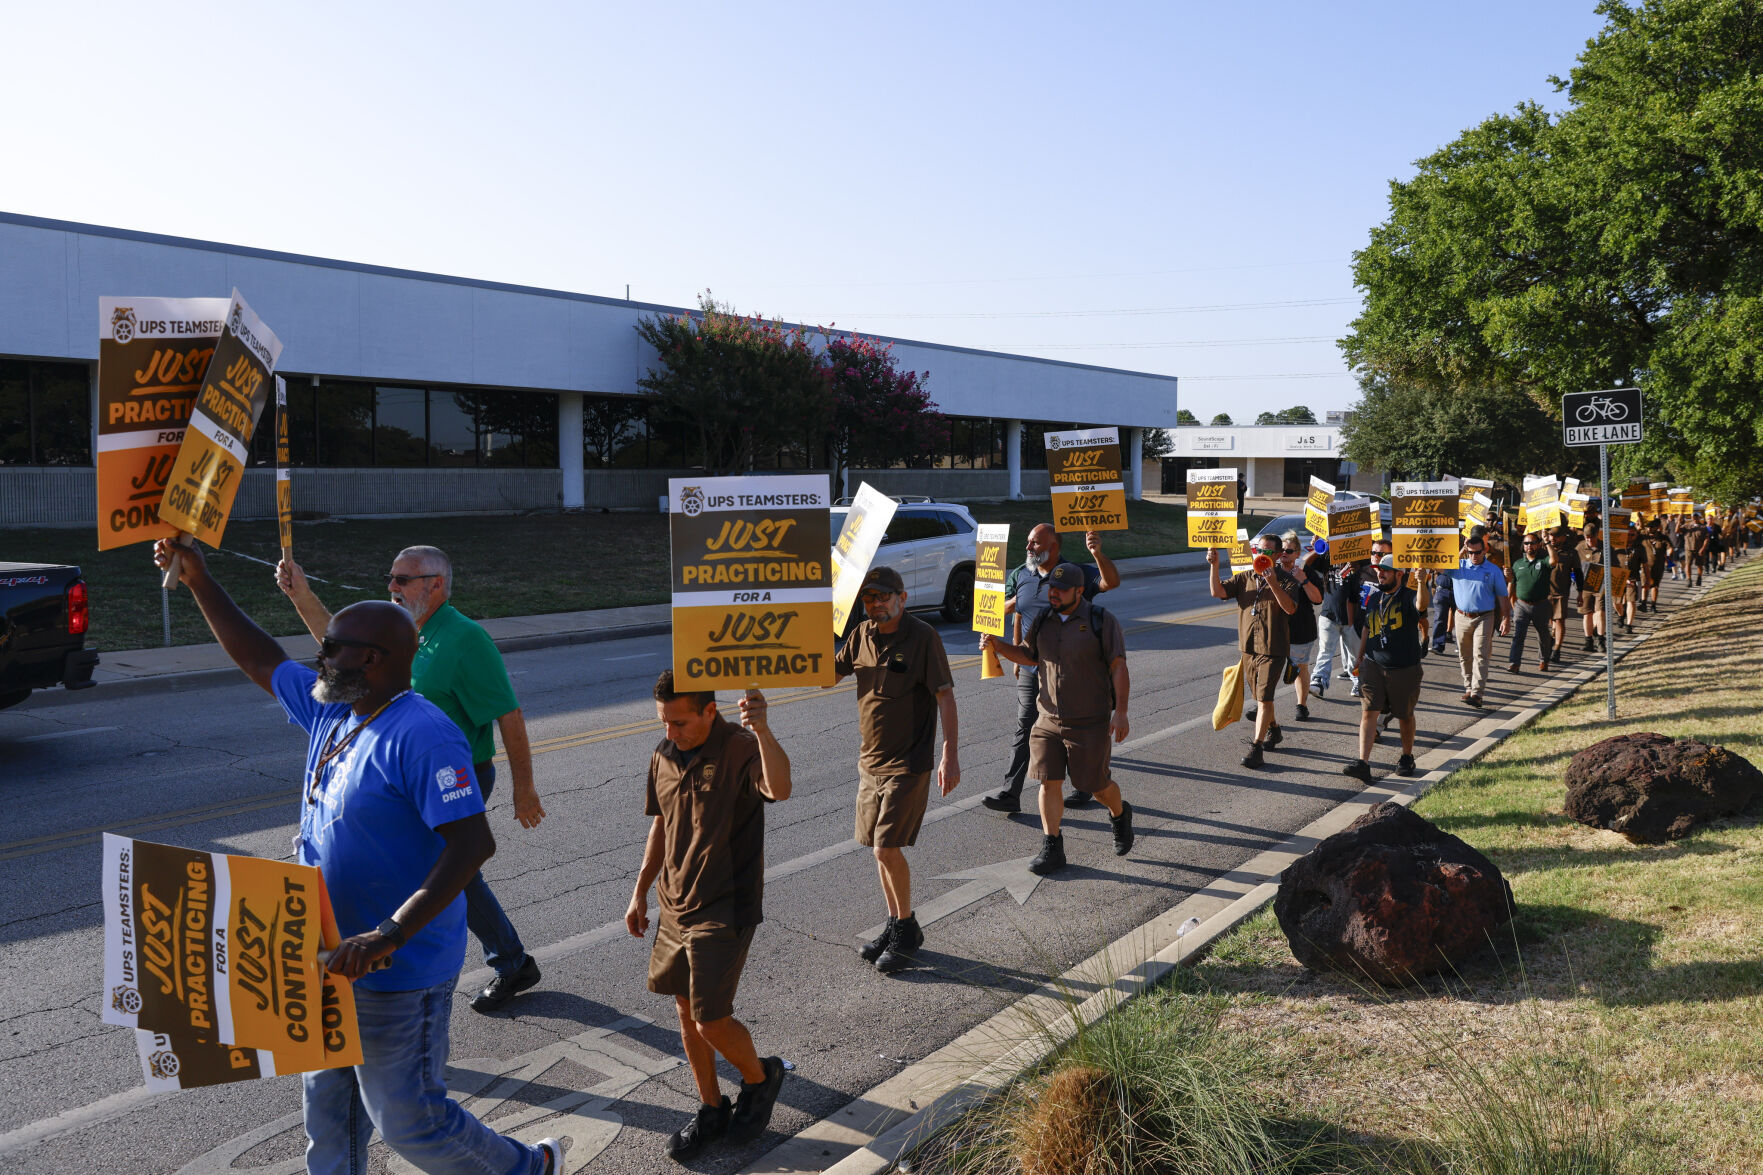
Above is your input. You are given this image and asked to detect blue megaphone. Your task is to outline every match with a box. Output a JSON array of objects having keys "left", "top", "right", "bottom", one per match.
[{"left": 1312, "top": 538, "right": 1329, "bottom": 555}]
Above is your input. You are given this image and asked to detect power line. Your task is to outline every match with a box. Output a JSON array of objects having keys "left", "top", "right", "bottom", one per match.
[
  {"left": 977, "top": 335, "right": 1334, "bottom": 350},
  {"left": 734, "top": 257, "right": 1349, "bottom": 291},
  {"left": 1179, "top": 372, "right": 1357, "bottom": 381},
  {"left": 807, "top": 297, "right": 1357, "bottom": 321}
]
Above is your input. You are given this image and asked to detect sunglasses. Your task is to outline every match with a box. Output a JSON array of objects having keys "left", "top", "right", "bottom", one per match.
[
  {"left": 319, "top": 636, "right": 388, "bottom": 660},
  {"left": 385, "top": 573, "right": 440, "bottom": 587}
]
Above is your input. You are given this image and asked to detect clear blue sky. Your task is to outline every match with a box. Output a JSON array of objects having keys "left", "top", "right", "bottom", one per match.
[{"left": 1, "top": 1, "right": 1609, "bottom": 423}]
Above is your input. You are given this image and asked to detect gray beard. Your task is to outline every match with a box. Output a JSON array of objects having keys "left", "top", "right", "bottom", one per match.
[{"left": 310, "top": 665, "right": 370, "bottom": 705}]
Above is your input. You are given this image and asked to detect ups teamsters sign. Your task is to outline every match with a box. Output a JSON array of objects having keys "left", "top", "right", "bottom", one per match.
[
  {"left": 1045, "top": 426, "right": 1128, "bottom": 531},
  {"left": 1391, "top": 481, "right": 1462, "bottom": 569},
  {"left": 95, "top": 296, "right": 230, "bottom": 551},
  {"left": 669, "top": 475, "right": 836, "bottom": 689},
  {"left": 971, "top": 524, "right": 1010, "bottom": 637},
  {"left": 1185, "top": 468, "right": 1238, "bottom": 548},
  {"left": 101, "top": 834, "right": 362, "bottom": 1091}
]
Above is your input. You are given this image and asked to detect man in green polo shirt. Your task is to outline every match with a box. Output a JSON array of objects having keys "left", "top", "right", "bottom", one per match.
[
  {"left": 277, "top": 545, "right": 547, "bottom": 1014},
  {"left": 1505, "top": 533, "right": 1554, "bottom": 672}
]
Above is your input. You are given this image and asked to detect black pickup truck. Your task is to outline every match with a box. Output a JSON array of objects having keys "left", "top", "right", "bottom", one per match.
[{"left": 0, "top": 562, "right": 98, "bottom": 710}]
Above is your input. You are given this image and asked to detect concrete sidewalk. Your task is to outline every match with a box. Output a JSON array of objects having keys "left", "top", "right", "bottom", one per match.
[{"left": 54, "top": 550, "right": 1212, "bottom": 701}]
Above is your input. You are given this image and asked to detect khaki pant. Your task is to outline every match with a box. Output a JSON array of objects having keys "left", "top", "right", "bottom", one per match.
[{"left": 1453, "top": 609, "right": 1497, "bottom": 697}]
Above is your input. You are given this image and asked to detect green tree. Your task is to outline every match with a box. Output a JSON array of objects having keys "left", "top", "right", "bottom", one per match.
[
  {"left": 822, "top": 334, "right": 947, "bottom": 491},
  {"left": 1277, "top": 405, "right": 1317, "bottom": 424},
  {"left": 1342, "top": 0, "right": 1763, "bottom": 498},
  {"left": 1209, "top": 413, "right": 1234, "bottom": 426},
  {"left": 1254, "top": 411, "right": 1278, "bottom": 425},
  {"left": 636, "top": 293, "right": 828, "bottom": 474},
  {"left": 1175, "top": 408, "right": 1200, "bottom": 424},
  {"left": 1142, "top": 427, "right": 1174, "bottom": 458},
  {"left": 1341, "top": 376, "right": 1595, "bottom": 483},
  {"left": 582, "top": 396, "right": 645, "bottom": 468}
]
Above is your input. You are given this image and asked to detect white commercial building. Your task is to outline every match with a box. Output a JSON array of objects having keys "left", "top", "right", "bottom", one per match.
[{"left": 1160, "top": 420, "right": 1378, "bottom": 497}]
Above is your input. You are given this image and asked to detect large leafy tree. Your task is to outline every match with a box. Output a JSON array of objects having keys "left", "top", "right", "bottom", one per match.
[
  {"left": 1342, "top": 377, "right": 1596, "bottom": 483},
  {"left": 1341, "top": 0, "right": 1763, "bottom": 499},
  {"left": 637, "top": 294, "right": 828, "bottom": 474},
  {"left": 1175, "top": 408, "right": 1200, "bottom": 424},
  {"left": 823, "top": 334, "right": 946, "bottom": 491}
]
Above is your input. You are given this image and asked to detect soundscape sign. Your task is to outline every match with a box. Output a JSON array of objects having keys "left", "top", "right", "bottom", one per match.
[
  {"left": 1185, "top": 468, "right": 1238, "bottom": 548},
  {"left": 101, "top": 834, "right": 361, "bottom": 1091},
  {"left": 95, "top": 296, "right": 230, "bottom": 551},
  {"left": 669, "top": 475, "right": 835, "bottom": 688},
  {"left": 971, "top": 524, "right": 1010, "bottom": 637},
  {"left": 1045, "top": 426, "right": 1128, "bottom": 531},
  {"left": 1391, "top": 481, "right": 1461, "bottom": 569}
]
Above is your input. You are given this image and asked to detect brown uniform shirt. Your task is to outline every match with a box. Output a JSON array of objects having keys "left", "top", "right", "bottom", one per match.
[
  {"left": 1576, "top": 538, "right": 1603, "bottom": 569},
  {"left": 645, "top": 714, "right": 767, "bottom": 928},
  {"left": 1548, "top": 546, "right": 1580, "bottom": 598},
  {"left": 834, "top": 612, "right": 953, "bottom": 775},
  {"left": 1025, "top": 597, "right": 1126, "bottom": 728},
  {"left": 1221, "top": 567, "right": 1300, "bottom": 659}
]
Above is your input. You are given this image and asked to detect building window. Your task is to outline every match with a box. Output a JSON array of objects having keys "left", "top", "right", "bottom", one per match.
[
  {"left": 374, "top": 386, "right": 428, "bottom": 467},
  {"left": 0, "top": 359, "right": 92, "bottom": 465},
  {"left": 1282, "top": 457, "right": 1351, "bottom": 498},
  {"left": 429, "top": 390, "right": 479, "bottom": 467},
  {"left": 1161, "top": 456, "right": 1220, "bottom": 495}
]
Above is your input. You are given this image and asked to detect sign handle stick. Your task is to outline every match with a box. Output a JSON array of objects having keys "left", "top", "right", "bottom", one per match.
[
  {"left": 161, "top": 531, "right": 195, "bottom": 592},
  {"left": 161, "top": 585, "right": 171, "bottom": 648},
  {"left": 1601, "top": 443, "right": 1615, "bottom": 721}
]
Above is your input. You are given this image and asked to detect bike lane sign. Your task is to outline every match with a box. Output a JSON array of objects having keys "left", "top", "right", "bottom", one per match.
[{"left": 1563, "top": 387, "right": 1643, "bottom": 446}]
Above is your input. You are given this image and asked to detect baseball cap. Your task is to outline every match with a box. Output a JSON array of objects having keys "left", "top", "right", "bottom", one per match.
[
  {"left": 1048, "top": 562, "right": 1088, "bottom": 590},
  {"left": 1376, "top": 555, "right": 1397, "bottom": 569},
  {"left": 860, "top": 566, "right": 905, "bottom": 593}
]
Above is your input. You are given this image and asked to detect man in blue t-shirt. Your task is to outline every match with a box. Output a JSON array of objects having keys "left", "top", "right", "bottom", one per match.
[
  {"left": 153, "top": 540, "right": 560, "bottom": 1175},
  {"left": 981, "top": 523, "right": 1119, "bottom": 814},
  {"left": 1434, "top": 534, "right": 1512, "bottom": 708}
]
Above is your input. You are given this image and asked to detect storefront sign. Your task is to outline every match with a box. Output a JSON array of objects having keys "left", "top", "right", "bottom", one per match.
[
  {"left": 1186, "top": 434, "right": 1233, "bottom": 451},
  {"left": 95, "top": 297, "right": 229, "bottom": 551},
  {"left": 1391, "top": 481, "right": 1461, "bottom": 569},
  {"left": 668, "top": 475, "right": 835, "bottom": 689},
  {"left": 1283, "top": 432, "right": 1335, "bottom": 451},
  {"left": 1185, "top": 468, "right": 1238, "bottom": 548},
  {"left": 829, "top": 482, "right": 897, "bottom": 636},
  {"left": 1046, "top": 426, "right": 1127, "bottom": 531}
]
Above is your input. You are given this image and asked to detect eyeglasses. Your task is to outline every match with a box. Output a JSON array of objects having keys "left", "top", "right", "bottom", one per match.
[
  {"left": 1281, "top": 546, "right": 1300, "bottom": 554},
  {"left": 385, "top": 573, "right": 439, "bottom": 587},
  {"left": 860, "top": 590, "right": 898, "bottom": 602},
  {"left": 319, "top": 636, "right": 388, "bottom": 660}
]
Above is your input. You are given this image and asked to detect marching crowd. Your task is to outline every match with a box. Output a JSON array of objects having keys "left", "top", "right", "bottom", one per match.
[{"left": 147, "top": 497, "right": 1749, "bottom": 1172}]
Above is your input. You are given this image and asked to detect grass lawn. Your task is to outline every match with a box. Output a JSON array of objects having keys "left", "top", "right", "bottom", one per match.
[
  {"left": 1163, "top": 556, "right": 1763, "bottom": 1173},
  {"left": 9, "top": 498, "right": 1268, "bottom": 651}
]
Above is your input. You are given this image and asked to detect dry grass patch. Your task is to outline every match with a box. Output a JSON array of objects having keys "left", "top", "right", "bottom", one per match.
[{"left": 1178, "top": 559, "right": 1763, "bottom": 1173}]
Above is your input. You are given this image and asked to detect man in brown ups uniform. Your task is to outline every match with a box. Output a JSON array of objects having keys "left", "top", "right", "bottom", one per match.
[
  {"left": 626, "top": 672, "right": 792, "bottom": 1163},
  {"left": 832, "top": 566, "right": 960, "bottom": 975},
  {"left": 984, "top": 562, "right": 1134, "bottom": 876}
]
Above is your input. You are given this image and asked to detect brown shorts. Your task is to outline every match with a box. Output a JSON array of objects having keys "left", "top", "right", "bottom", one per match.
[
  {"left": 1548, "top": 596, "right": 1569, "bottom": 622},
  {"left": 1029, "top": 720, "right": 1114, "bottom": 793},
  {"left": 1245, "top": 654, "right": 1285, "bottom": 704},
  {"left": 647, "top": 916, "right": 755, "bottom": 1023},
  {"left": 856, "top": 769, "right": 932, "bottom": 848},
  {"left": 1359, "top": 659, "right": 1422, "bottom": 720}
]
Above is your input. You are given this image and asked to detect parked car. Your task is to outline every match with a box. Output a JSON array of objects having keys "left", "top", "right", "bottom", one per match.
[
  {"left": 829, "top": 498, "right": 978, "bottom": 629},
  {"left": 0, "top": 562, "right": 98, "bottom": 711}
]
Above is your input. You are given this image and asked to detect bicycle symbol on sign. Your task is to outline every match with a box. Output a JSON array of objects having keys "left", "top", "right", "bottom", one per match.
[{"left": 1575, "top": 395, "right": 1630, "bottom": 423}]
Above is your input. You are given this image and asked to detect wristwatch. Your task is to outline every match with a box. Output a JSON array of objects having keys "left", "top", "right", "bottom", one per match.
[{"left": 376, "top": 917, "right": 407, "bottom": 948}]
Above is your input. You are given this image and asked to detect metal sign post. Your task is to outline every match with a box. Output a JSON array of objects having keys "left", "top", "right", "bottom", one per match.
[{"left": 1563, "top": 388, "right": 1642, "bottom": 722}]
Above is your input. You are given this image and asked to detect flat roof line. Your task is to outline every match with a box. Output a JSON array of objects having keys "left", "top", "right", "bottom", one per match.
[{"left": 1, "top": 211, "right": 1179, "bottom": 386}]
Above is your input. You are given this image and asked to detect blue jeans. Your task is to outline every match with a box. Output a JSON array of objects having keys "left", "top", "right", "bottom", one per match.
[
  {"left": 467, "top": 761, "right": 529, "bottom": 978},
  {"left": 1313, "top": 614, "right": 1356, "bottom": 684},
  {"left": 1430, "top": 591, "right": 1454, "bottom": 651},
  {"left": 303, "top": 973, "right": 544, "bottom": 1175},
  {"left": 1002, "top": 670, "right": 1040, "bottom": 797}
]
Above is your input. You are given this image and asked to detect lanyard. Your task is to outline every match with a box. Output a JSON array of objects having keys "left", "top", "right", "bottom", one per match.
[{"left": 306, "top": 690, "right": 410, "bottom": 804}]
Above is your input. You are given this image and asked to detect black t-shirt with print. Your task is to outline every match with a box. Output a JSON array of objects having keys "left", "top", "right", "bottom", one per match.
[{"left": 1362, "top": 585, "right": 1423, "bottom": 669}]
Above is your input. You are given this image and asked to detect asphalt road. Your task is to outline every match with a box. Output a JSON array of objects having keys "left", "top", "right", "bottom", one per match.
[{"left": 0, "top": 568, "right": 1658, "bottom": 1174}]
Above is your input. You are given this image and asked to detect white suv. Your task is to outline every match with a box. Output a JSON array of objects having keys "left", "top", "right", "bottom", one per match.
[{"left": 830, "top": 497, "right": 979, "bottom": 627}]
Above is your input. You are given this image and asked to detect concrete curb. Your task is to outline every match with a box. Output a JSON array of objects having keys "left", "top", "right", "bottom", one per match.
[{"left": 742, "top": 573, "right": 1719, "bottom": 1175}]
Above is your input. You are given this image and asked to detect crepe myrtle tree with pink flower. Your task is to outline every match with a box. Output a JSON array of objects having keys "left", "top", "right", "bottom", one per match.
[{"left": 822, "top": 332, "right": 947, "bottom": 495}]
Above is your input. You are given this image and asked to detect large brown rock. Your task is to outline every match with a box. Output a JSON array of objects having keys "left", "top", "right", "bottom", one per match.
[
  {"left": 1274, "top": 802, "right": 1513, "bottom": 985},
  {"left": 1563, "top": 731, "right": 1763, "bottom": 843}
]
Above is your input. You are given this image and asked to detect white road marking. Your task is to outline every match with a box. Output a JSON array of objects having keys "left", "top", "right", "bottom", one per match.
[
  {"left": 15, "top": 726, "right": 119, "bottom": 743},
  {"left": 602, "top": 652, "right": 659, "bottom": 661},
  {"left": 860, "top": 856, "right": 1044, "bottom": 941}
]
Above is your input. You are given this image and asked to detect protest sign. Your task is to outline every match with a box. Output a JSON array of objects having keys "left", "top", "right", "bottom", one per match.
[
  {"left": 1391, "top": 481, "right": 1461, "bottom": 569},
  {"left": 1668, "top": 487, "right": 1694, "bottom": 516},
  {"left": 1045, "top": 427, "right": 1127, "bottom": 531},
  {"left": 1522, "top": 474, "right": 1560, "bottom": 534},
  {"left": 274, "top": 376, "right": 293, "bottom": 556},
  {"left": 829, "top": 483, "right": 897, "bottom": 636},
  {"left": 1582, "top": 563, "right": 1604, "bottom": 595},
  {"left": 1229, "top": 527, "right": 1253, "bottom": 573},
  {"left": 1185, "top": 468, "right": 1238, "bottom": 547},
  {"left": 669, "top": 475, "right": 834, "bottom": 689},
  {"left": 1650, "top": 482, "right": 1668, "bottom": 517},
  {"left": 1621, "top": 481, "right": 1651, "bottom": 513},
  {"left": 158, "top": 291, "right": 283, "bottom": 549},
  {"left": 971, "top": 524, "right": 1010, "bottom": 639},
  {"left": 1608, "top": 508, "right": 1632, "bottom": 549},
  {"left": 1564, "top": 492, "right": 1589, "bottom": 531},
  {"left": 1458, "top": 476, "right": 1493, "bottom": 527},
  {"left": 1327, "top": 500, "right": 1375, "bottom": 563},
  {"left": 1608, "top": 564, "right": 1630, "bottom": 597},
  {"left": 95, "top": 297, "right": 229, "bottom": 551},
  {"left": 1463, "top": 491, "right": 1492, "bottom": 533},
  {"left": 102, "top": 835, "right": 361, "bottom": 1087},
  {"left": 1304, "top": 475, "right": 1334, "bottom": 538}
]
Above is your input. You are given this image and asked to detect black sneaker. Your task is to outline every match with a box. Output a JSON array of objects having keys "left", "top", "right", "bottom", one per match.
[
  {"left": 1264, "top": 725, "right": 1284, "bottom": 749},
  {"left": 470, "top": 954, "right": 541, "bottom": 1014},
  {"left": 1295, "top": 703, "right": 1311, "bottom": 721},
  {"left": 1397, "top": 754, "right": 1417, "bottom": 777},
  {"left": 859, "top": 917, "right": 896, "bottom": 964},
  {"left": 1110, "top": 802, "right": 1134, "bottom": 856},
  {"left": 1244, "top": 704, "right": 1258, "bottom": 722},
  {"left": 875, "top": 914, "right": 921, "bottom": 974},
  {"left": 728, "top": 1056, "right": 787, "bottom": 1145},
  {"left": 1028, "top": 834, "right": 1067, "bottom": 875},
  {"left": 667, "top": 1096, "right": 731, "bottom": 1161},
  {"left": 1241, "top": 742, "right": 1265, "bottom": 769},
  {"left": 1341, "top": 759, "right": 1373, "bottom": 783},
  {"left": 1065, "top": 788, "right": 1094, "bottom": 807},
  {"left": 1583, "top": 636, "right": 1596, "bottom": 652},
  {"left": 980, "top": 789, "right": 1021, "bottom": 814}
]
